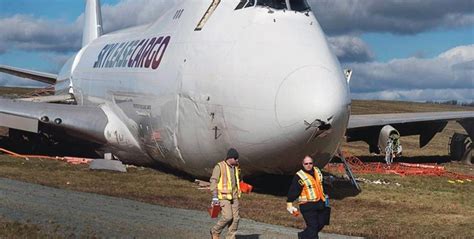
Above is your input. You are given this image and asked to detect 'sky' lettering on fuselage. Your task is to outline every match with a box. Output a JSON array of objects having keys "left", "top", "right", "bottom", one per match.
[{"left": 93, "top": 36, "right": 171, "bottom": 70}]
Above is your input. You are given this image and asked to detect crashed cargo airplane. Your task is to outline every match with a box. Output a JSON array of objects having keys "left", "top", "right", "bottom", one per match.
[{"left": 0, "top": 0, "right": 473, "bottom": 177}]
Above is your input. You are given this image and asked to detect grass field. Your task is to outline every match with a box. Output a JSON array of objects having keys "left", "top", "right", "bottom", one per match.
[
  {"left": 0, "top": 216, "right": 58, "bottom": 238},
  {"left": 351, "top": 100, "right": 473, "bottom": 114},
  {"left": 0, "top": 87, "right": 473, "bottom": 238}
]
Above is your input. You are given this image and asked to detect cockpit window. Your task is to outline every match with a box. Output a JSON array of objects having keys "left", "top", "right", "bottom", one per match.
[
  {"left": 235, "top": 0, "right": 256, "bottom": 10},
  {"left": 235, "top": 0, "right": 310, "bottom": 12},
  {"left": 255, "top": 0, "right": 310, "bottom": 11},
  {"left": 289, "top": 0, "right": 310, "bottom": 11},
  {"left": 256, "top": 0, "right": 287, "bottom": 10}
]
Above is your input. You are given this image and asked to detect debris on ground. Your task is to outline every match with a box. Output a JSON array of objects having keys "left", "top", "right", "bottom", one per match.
[
  {"left": 447, "top": 179, "right": 472, "bottom": 184},
  {"left": 194, "top": 179, "right": 210, "bottom": 190},
  {"left": 356, "top": 177, "right": 401, "bottom": 186},
  {"left": 89, "top": 159, "right": 127, "bottom": 173}
]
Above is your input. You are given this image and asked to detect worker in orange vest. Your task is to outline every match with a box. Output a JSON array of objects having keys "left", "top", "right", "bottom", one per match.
[
  {"left": 286, "top": 156, "right": 330, "bottom": 239},
  {"left": 210, "top": 148, "right": 241, "bottom": 239}
]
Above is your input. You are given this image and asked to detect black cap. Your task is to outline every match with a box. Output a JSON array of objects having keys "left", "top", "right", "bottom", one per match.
[{"left": 226, "top": 148, "right": 239, "bottom": 159}]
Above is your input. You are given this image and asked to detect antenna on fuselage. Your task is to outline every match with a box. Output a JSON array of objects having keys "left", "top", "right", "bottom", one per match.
[
  {"left": 82, "top": 0, "right": 103, "bottom": 47},
  {"left": 344, "top": 69, "right": 353, "bottom": 84}
]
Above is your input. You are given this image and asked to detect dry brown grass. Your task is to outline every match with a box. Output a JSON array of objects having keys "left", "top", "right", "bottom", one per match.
[
  {"left": 0, "top": 155, "right": 473, "bottom": 238},
  {"left": 329, "top": 173, "right": 474, "bottom": 238},
  {"left": 0, "top": 87, "right": 37, "bottom": 98},
  {"left": 0, "top": 216, "right": 57, "bottom": 238},
  {"left": 351, "top": 100, "right": 474, "bottom": 115}
]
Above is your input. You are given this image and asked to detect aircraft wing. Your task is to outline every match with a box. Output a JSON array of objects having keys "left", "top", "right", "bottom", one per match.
[
  {"left": 347, "top": 111, "right": 474, "bottom": 148},
  {"left": 0, "top": 65, "right": 57, "bottom": 85},
  {"left": 0, "top": 98, "right": 108, "bottom": 144}
]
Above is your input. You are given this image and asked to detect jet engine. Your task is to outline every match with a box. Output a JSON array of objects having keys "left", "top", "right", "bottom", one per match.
[
  {"left": 378, "top": 125, "right": 402, "bottom": 164},
  {"left": 449, "top": 133, "right": 472, "bottom": 164}
]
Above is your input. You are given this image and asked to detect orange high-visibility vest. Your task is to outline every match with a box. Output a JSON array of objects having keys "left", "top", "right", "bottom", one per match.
[
  {"left": 217, "top": 161, "right": 241, "bottom": 200},
  {"left": 296, "top": 167, "right": 326, "bottom": 204}
]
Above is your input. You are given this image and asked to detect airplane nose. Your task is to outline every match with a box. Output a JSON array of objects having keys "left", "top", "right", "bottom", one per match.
[{"left": 275, "top": 65, "right": 348, "bottom": 131}]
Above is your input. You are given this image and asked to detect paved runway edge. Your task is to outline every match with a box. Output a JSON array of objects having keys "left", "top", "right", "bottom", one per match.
[{"left": 0, "top": 178, "right": 362, "bottom": 238}]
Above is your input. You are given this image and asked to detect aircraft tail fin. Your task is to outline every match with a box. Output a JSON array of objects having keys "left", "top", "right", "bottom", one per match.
[{"left": 82, "top": 0, "right": 103, "bottom": 47}]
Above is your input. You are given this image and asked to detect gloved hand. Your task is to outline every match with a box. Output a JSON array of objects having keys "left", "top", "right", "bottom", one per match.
[
  {"left": 212, "top": 197, "right": 219, "bottom": 205},
  {"left": 286, "top": 202, "right": 298, "bottom": 215}
]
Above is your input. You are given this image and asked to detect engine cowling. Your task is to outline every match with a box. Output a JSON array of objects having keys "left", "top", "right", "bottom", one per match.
[
  {"left": 449, "top": 133, "right": 472, "bottom": 164},
  {"left": 378, "top": 125, "right": 402, "bottom": 164}
]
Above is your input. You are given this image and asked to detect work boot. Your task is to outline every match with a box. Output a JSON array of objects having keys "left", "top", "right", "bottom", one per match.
[{"left": 210, "top": 230, "right": 219, "bottom": 239}]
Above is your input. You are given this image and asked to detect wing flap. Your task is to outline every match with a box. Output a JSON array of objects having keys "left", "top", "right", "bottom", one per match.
[
  {"left": 0, "top": 99, "right": 108, "bottom": 144},
  {"left": 0, "top": 113, "right": 38, "bottom": 133},
  {"left": 0, "top": 65, "right": 57, "bottom": 85}
]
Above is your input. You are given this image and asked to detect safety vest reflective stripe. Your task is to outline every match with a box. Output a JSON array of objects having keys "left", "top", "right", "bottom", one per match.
[
  {"left": 297, "top": 167, "right": 326, "bottom": 203},
  {"left": 217, "top": 161, "right": 241, "bottom": 200}
]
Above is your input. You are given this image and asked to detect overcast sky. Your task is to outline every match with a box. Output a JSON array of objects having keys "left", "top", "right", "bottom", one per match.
[{"left": 0, "top": 0, "right": 472, "bottom": 102}]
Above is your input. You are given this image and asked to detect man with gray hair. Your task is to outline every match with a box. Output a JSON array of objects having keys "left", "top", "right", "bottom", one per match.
[{"left": 286, "top": 155, "right": 330, "bottom": 239}]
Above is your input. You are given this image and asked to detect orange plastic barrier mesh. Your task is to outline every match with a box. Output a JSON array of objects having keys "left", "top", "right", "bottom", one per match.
[
  {"left": 325, "top": 152, "right": 474, "bottom": 180},
  {"left": 0, "top": 147, "right": 92, "bottom": 165}
]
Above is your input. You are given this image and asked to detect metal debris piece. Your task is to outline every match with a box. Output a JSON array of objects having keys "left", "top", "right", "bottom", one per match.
[{"left": 90, "top": 159, "right": 127, "bottom": 173}]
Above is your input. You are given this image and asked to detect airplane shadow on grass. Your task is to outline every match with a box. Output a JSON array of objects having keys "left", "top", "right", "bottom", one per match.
[
  {"left": 247, "top": 155, "right": 456, "bottom": 199},
  {"left": 246, "top": 172, "right": 361, "bottom": 199}
]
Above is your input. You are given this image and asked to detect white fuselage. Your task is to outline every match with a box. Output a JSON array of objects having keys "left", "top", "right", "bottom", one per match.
[{"left": 56, "top": 1, "right": 351, "bottom": 177}]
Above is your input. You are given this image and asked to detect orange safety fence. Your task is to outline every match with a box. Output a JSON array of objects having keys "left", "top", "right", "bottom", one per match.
[
  {"left": 325, "top": 151, "right": 474, "bottom": 180},
  {"left": 0, "top": 147, "right": 93, "bottom": 165}
]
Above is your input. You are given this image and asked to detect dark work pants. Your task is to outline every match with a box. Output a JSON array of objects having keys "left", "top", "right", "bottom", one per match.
[{"left": 299, "top": 203, "right": 326, "bottom": 239}]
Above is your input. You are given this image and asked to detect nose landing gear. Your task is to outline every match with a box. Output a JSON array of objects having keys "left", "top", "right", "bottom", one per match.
[{"left": 336, "top": 149, "right": 361, "bottom": 192}]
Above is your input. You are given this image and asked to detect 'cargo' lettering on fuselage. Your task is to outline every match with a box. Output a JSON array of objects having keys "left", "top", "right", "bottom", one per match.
[{"left": 93, "top": 36, "right": 171, "bottom": 70}]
